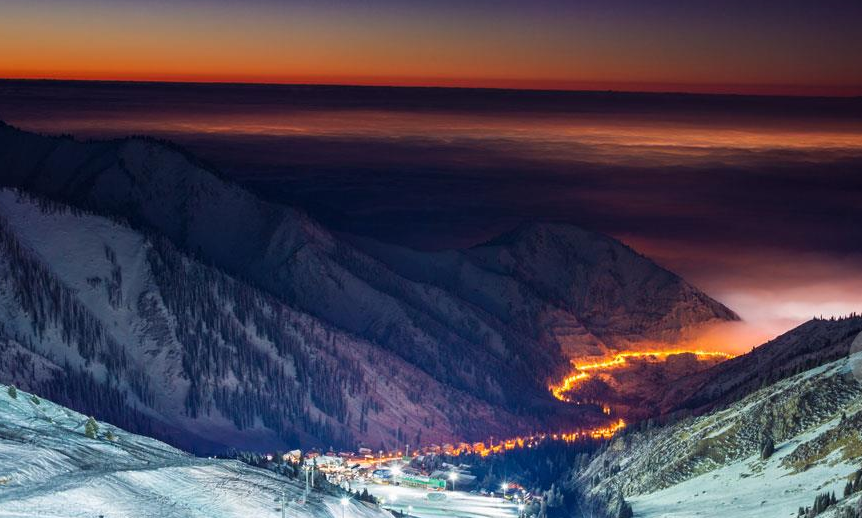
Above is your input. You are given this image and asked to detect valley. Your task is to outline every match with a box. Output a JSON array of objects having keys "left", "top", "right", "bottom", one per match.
[{"left": 0, "top": 116, "right": 859, "bottom": 518}]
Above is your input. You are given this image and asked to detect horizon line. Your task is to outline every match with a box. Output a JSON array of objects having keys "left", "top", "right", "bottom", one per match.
[{"left": 2, "top": 75, "right": 861, "bottom": 100}]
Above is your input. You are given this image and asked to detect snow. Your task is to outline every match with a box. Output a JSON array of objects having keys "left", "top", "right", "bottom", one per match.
[
  {"left": 630, "top": 434, "right": 855, "bottom": 518},
  {"left": 584, "top": 351, "right": 862, "bottom": 518},
  {"left": 353, "top": 481, "right": 520, "bottom": 518},
  {"left": 0, "top": 188, "right": 514, "bottom": 453},
  {"left": 0, "top": 384, "right": 388, "bottom": 518}
]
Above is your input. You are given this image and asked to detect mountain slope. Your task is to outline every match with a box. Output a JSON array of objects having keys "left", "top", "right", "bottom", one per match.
[
  {"left": 0, "top": 189, "right": 527, "bottom": 453},
  {"left": 574, "top": 318, "right": 862, "bottom": 518},
  {"left": 0, "top": 383, "right": 388, "bottom": 518},
  {"left": 662, "top": 316, "right": 862, "bottom": 414},
  {"left": 0, "top": 122, "right": 740, "bottom": 452},
  {"left": 0, "top": 122, "right": 737, "bottom": 389},
  {"left": 0, "top": 123, "right": 555, "bottom": 408},
  {"left": 350, "top": 225, "right": 738, "bottom": 360}
]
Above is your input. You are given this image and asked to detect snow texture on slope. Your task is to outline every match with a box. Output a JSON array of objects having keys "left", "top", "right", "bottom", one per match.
[{"left": 0, "top": 383, "right": 388, "bottom": 518}]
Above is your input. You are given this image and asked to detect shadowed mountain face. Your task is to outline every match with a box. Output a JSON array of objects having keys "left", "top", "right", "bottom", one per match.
[{"left": 0, "top": 122, "right": 738, "bottom": 451}]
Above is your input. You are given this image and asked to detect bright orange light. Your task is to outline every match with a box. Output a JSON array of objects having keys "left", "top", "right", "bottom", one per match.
[
  {"left": 549, "top": 349, "right": 734, "bottom": 402},
  {"left": 550, "top": 371, "right": 591, "bottom": 401}
]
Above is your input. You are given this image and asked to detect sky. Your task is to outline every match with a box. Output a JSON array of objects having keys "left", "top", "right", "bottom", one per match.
[
  {"left": 1, "top": 0, "right": 862, "bottom": 95},
  {"left": 1, "top": 81, "right": 860, "bottom": 351}
]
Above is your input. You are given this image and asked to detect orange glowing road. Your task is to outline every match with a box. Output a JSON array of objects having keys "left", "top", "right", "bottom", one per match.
[
  {"left": 352, "top": 418, "right": 627, "bottom": 467},
  {"left": 550, "top": 349, "right": 734, "bottom": 402}
]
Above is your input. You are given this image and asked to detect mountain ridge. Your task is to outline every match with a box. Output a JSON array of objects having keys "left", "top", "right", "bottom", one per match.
[
  {"left": 573, "top": 317, "right": 862, "bottom": 518},
  {"left": 0, "top": 122, "right": 739, "bottom": 451},
  {"left": 663, "top": 315, "right": 862, "bottom": 414}
]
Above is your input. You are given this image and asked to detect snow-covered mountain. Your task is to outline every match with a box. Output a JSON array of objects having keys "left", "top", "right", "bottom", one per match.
[
  {"left": 574, "top": 317, "right": 862, "bottom": 518},
  {"left": 350, "top": 225, "right": 737, "bottom": 360},
  {"left": 0, "top": 189, "right": 534, "bottom": 453},
  {"left": 0, "top": 383, "right": 388, "bottom": 518},
  {"left": 0, "top": 122, "right": 737, "bottom": 451}
]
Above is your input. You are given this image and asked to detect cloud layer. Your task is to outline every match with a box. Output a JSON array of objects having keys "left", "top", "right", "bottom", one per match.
[{"left": 2, "top": 81, "right": 860, "bottom": 347}]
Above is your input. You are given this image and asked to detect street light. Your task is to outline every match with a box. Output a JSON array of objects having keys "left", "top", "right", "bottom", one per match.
[
  {"left": 518, "top": 503, "right": 525, "bottom": 518},
  {"left": 391, "top": 465, "right": 402, "bottom": 486},
  {"left": 340, "top": 497, "right": 349, "bottom": 518},
  {"left": 448, "top": 471, "right": 458, "bottom": 492}
]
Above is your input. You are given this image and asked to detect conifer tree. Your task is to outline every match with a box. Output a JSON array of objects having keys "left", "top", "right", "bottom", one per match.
[
  {"left": 85, "top": 416, "right": 99, "bottom": 439},
  {"left": 760, "top": 436, "right": 775, "bottom": 460}
]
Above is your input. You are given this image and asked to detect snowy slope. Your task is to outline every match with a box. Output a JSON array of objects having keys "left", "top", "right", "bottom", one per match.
[
  {"left": 0, "top": 383, "right": 388, "bottom": 518},
  {"left": 0, "top": 189, "right": 527, "bottom": 453},
  {"left": 576, "top": 322, "right": 862, "bottom": 517}
]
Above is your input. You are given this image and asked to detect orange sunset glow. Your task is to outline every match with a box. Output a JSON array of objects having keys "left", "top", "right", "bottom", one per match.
[{"left": 2, "top": 0, "right": 861, "bottom": 96}]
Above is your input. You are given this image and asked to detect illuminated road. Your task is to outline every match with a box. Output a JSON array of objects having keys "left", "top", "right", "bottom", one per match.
[
  {"left": 353, "top": 481, "right": 520, "bottom": 518},
  {"left": 550, "top": 349, "right": 734, "bottom": 402}
]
